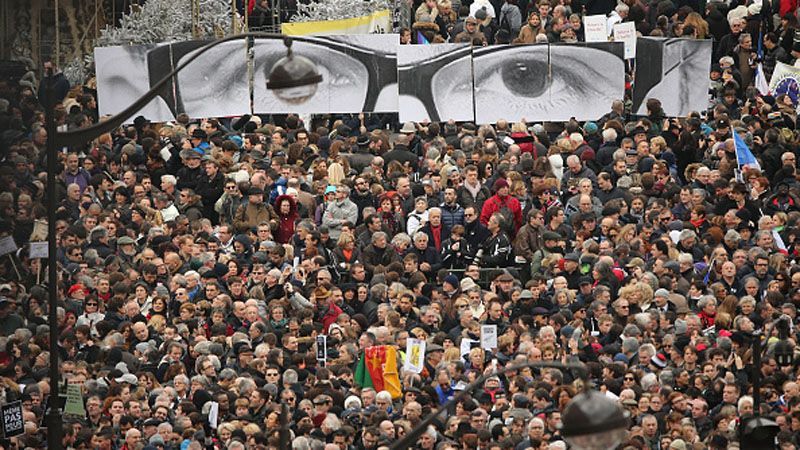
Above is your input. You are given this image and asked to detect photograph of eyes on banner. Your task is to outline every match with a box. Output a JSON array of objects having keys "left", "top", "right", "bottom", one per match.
[
  {"left": 95, "top": 37, "right": 710, "bottom": 123},
  {"left": 95, "top": 35, "right": 400, "bottom": 122}
]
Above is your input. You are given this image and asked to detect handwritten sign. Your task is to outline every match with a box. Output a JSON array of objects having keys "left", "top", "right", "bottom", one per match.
[
  {"left": 64, "top": 384, "right": 86, "bottom": 417},
  {"left": 613, "top": 22, "right": 637, "bottom": 59},
  {"left": 583, "top": 15, "right": 608, "bottom": 42},
  {"left": 0, "top": 236, "right": 17, "bottom": 257},
  {"left": 29, "top": 242, "right": 48, "bottom": 259},
  {"left": 1, "top": 401, "right": 24, "bottom": 437},
  {"left": 404, "top": 338, "right": 425, "bottom": 374}
]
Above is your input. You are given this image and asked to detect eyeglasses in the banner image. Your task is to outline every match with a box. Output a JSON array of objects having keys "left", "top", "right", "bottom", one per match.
[{"left": 145, "top": 35, "right": 398, "bottom": 116}]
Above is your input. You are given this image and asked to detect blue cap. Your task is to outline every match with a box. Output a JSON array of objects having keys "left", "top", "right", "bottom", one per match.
[{"left": 325, "top": 185, "right": 336, "bottom": 194}]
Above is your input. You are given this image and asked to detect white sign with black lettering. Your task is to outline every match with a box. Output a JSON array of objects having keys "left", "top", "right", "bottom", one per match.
[{"left": 481, "top": 324, "right": 498, "bottom": 350}]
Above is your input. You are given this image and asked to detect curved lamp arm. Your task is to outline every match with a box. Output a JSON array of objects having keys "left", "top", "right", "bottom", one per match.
[
  {"left": 53, "top": 32, "right": 293, "bottom": 149},
  {"left": 390, "top": 360, "right": 589, "bottom": 450}
]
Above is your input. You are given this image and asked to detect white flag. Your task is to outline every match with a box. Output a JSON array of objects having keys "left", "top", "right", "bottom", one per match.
[{"left": 755, "top": 63, "right": 770, "bottom": 96}]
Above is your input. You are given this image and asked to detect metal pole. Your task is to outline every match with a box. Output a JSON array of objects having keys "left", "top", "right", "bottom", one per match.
[
  {"left": 232, "top": 0, "right": 236, "bottom": 34},
  {"left": 54, "top": 0, "right": 60, "bottom": 67},
  {"left": 44, "top": 68, "right": 63, "bottom": 450},
  {"left": 752, "top": 332, "right": 762, "bottom": 412}
]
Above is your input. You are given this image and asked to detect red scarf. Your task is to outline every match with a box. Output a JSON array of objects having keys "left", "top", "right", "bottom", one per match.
[{"left": 431, "top": 225, "right": 442, "bottom": 251}]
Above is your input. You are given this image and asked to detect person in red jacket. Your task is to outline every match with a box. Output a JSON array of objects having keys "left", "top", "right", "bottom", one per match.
[
  {"left": 480, "top": 178, "right": 523, "bottom": 233},
  {"left": 314, "top": 286, "right": 342, "bottom": 334},
  {"left": 274, "top": 194, "right": 299, "bottom": 244}
]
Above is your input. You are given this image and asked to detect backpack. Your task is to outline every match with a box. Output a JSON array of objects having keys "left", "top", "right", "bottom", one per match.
[
  {"left": 495, "top": 10, "right": 513, "bottom": 43},
  {"left": 495, "top": 197, "right": 516, "bottom": 236}
]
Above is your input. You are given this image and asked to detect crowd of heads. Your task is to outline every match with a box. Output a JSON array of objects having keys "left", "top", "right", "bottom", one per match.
[{"left": 3, "top": 0, "right": 800, "bottom": 449}]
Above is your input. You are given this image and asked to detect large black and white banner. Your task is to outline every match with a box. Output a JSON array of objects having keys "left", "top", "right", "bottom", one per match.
[
  {"left": 633, "top": 37, "right": 713, "bottom": 117},
  {"left": 473, "top": 42, "right": 625, "bottom": 123},
  {"left": 252, "top": 34, "right": 398, "bottom": 114},
  {"left": 97, "top": 37, "right": 710, "bottom": 122},
  {"left": 398, "top": 43, "right": 474, "bottom": 123},
  {"left": 95, "top": 44, "right": 175, "bottom": 122},
  {"left": 96, "top": 35, "right": 399, "bottom": 121}
]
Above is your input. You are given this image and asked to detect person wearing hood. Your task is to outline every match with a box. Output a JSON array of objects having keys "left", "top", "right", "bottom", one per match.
[
  {"left": 274, "top": 194, "right": 300, "bottom": 244},
  {"left": 413, "top": 13, "right": 448, "bottom": 43},
  {"left": 454, "top": 16, "right": 488, "bottom": 45}
]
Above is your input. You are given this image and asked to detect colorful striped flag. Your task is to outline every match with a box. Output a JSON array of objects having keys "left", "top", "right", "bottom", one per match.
[{"left": 355, "top": 345, "right": 402, "bottom": 399}]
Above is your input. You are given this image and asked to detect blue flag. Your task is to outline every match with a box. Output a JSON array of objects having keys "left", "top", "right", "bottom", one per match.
[
  {"left": 733, "top": 131, "right": 761, "bottom": 172},
  {"left": 417, "top": 31, "right": 429, "bottom": 44}
]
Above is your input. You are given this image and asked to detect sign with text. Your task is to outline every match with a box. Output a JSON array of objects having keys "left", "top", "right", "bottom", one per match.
[
  {"left": 64, "top": 384, "right": 86, "bottom": 417},
  {"left": 316, "top": 335, "right": 327, "bottom": 362},
  {"left": 404, "top": 338, "right": 425, "bottom": 374},
  {"left": 0, "top": 236, "right": 17, "bottom": 257},
  {"left": 1, "top": 401, "right": 24, "bottom": 437},
  {"left": 29, "top": 242, "right": 48, "bottom": 259},
  {"left": 584, "top": 15, "right": 608, "bottom": 42},
  {"left": 613, "top": 21, "right": 637, "bottom": 59},
  {"left": 481, "top": 324, "right": 498, "bottom": 350}
]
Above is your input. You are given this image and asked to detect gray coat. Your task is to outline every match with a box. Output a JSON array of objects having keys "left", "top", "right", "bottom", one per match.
[{"left": 322, "top": 198, "right": 359, "bottom": 239}]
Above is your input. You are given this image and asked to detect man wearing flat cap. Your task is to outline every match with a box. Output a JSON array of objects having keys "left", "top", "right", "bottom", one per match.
[{"left": 233, "top": 187, "right": 278, "bottom": 233}]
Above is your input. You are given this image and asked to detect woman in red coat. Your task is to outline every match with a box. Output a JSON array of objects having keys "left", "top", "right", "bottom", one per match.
[{"left": 274, "top": 194, "right": 299, "bottom": 244}]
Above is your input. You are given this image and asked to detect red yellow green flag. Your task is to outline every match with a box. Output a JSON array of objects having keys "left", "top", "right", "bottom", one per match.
[{"left": 354, "top": 345, "right": 402, "bottom": 399}]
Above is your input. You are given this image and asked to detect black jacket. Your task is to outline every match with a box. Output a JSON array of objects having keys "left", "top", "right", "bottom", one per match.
[{"left": 479, "top": 231, "right": 512, "bottom": 267}]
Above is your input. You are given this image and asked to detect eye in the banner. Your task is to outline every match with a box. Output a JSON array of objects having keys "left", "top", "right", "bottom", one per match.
[
  {"left": 176, "top": 40, "right": 251, "bottom": 117},
  {"left": 429, "top": 50, "right": 475, "bottom": 122},
  {"left": 251, "top": 39, "right": 369, "bottom": 113},
  {"left": 500, "top": 59, "right": 550, "bottom": 98},
  {"left": 471, "top": 44, "right": 624, "bottom": 122}
]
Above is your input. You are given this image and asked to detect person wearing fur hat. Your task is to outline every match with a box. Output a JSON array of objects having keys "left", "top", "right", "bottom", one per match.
[{"left": 412, "top": 12, "right": 448, "bottom": 43}]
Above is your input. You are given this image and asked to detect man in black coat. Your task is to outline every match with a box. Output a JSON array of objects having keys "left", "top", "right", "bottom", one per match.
[
  {"left": 195, "top": 158, "right": 225, "bottom": 224},
  {"left": 384, "top": 133, "right": 419, "bottom": 171}
]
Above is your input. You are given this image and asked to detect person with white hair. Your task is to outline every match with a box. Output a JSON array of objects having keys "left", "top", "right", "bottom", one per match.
[{"left": 607, "top": 3, "right": 629, "bottom": 36}]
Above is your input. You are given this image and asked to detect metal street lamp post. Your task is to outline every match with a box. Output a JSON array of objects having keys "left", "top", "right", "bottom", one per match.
[{"left": 42, "top": 33, "right": 322, "bottom": 450}]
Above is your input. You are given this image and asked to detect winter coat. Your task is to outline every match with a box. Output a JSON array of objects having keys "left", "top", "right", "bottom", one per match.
[
  {"left": 233, "top": 201, "right": 278, "bottom": 233},
  {"left": 441, "top": 237, "right": 474, "bottom": 269},
  {"left": 412, "top": 20, "right": 448, "bottom": 43},
  {"left": 195, "top": 171, "right": 225, "bottom": 222},
  {"left": 274, "top": 194, "right": 300, "bottom": 244},
  {"left": 322, "top": 198, "right": 358, "bottom": 240},
  {"left": 176, "top": 165, "right": 203, "bottom": 192},
  {"left": 480, "top": 194, "right": 523, "bottom": 232},
  {"left": 362, "top": 244, "right": 400, "bottom": 275},
  {"left": 440, "top": 202, "right": 465, "bottom": 229},
  {"left": 457, "top": 182, "right": 491, "bottom": 211},
  {"left": 478, "top": 231, "right": 512, "bottom": 267},
  {"left": 512, "top": 224, "right": 543, "bottom": 262}
]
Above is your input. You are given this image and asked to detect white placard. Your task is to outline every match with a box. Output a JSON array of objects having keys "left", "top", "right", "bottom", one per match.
[
  {"left": 208, "top": 402, "right": 219, "bottom": 429},
  {"left": 481, "top": 324, "right": 498, "bottom": 350},
  {"left": 404, "top": 338, "right": 425, "bottom": 374},
  {"left": 29, "top": 241, "right": 48, "bottom": 259},
  {"left": 584, "top": 15, "right": 608, "bottom": 42},
  {"left": 0, "top": 236, "right": 17, "bottom": 256},
  {"left": 613, "top": 22, "right": 637, "bottom": 59}
]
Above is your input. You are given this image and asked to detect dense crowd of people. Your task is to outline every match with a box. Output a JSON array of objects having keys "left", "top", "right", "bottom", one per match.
[{"left": 3, "top": 0, "right": 800, "bottom": 449}]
